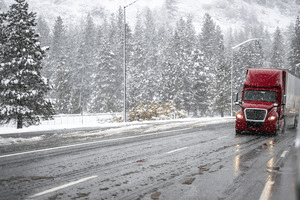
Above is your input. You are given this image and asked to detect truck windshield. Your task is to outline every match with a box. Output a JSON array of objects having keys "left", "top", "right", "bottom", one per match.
[{"left": 243, "top": 90, "right": 276, "bottom": 102}]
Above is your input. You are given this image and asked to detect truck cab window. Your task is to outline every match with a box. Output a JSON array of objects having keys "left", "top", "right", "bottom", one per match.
[{"left": 243, "top": 90, "right": 276, "bottom": 102}]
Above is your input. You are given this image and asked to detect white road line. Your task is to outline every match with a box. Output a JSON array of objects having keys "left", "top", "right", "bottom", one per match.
[
  {"left": 0, "top": 127, "right": 193, "bottom": 159},
  {"left": 280, "top": 150, "right": 289, "bottom": 158},
  {"left": 0, "top": 141, "right": 98, "bottom": 159},
  {"left": 259, "top": 175, "right": 275, "bottom": 200},
  {"left": 167, "top": 147, "right": 188, "bottom": 154},
  {"left": 28, "top": 175, "right": 97, "bottom": 199},
  {"left": 259, "top": 150, "right": 289, "bottom": 200}
]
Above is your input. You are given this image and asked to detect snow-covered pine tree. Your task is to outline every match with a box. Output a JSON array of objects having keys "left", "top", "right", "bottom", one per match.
[
  {"left": 212, "top": 26, "right": 230, "bottom": 117},
  {"left": 90, "top": 17, "right": 120, "bottom": 113},
  {"left": 114, "top": 7, "right": 125, "bottom": 111},
  {"left": 164, "top": 0, "right": 178, "bottom": 21},
  {"left": 36, "top": 16, "right": 52, "bottom": 82},
  {"left": 128, "top": 11, "right": 145, "bottom": 107},
  {"left": 50, "top": 16, "right": 72, "bottom": 114},
  {"left": 159, "top": 26, "right": 178, "bottom": 105},
  {"left": 271, "top": 27, "right": 285, "bottom": 69},
  {"left": 143, "top": 8, "right": 159, "bottom": 103},
  {"left": 63, "top": 25, "right": 80, "bottom": 114},
  {"left": 199, "top": 13, "right": 216, "bottom": 63},
  {"left": 127, "top": 8, "right": 160, "bottom": 108},
  {"left": 214, "top": 61, "right": 231, "bottom": 117},
  {"left": 199, "top": 13, "right": 216, "bottom": 115},
  {"left": 36, "top": 16, "right": 51, "bottom": 47},
  {"left": 175, "top": 16, "right": 200, "bottom": 114},
  {"left": 81, "top": 14, "right": 96, "bottom": 113},
  {"left": 181, "top": 16, "right": 198, "bottom": 114},
  {"left": 90, "top": 21, "right": 106, "bottom": 113},
  {"left": 289, "top": 16, "right": 300, "bottom": 77},
  {"left": 172, "top": 18, "right": 187, "bottom": 110},
  {"left": 51, "top": 17, "right": 65, "bottom": 63},
  {"left": 189, "top": 49, "right": 207, "bottom": 116},
  {"left": 155, "top": 23, "right": 173, "bottom": 105},
  {"left": 103, "top": 9, "right": 124, "bottom": 112},
  {"left": 199, "top": 13, "right": 227, "bottom": 116},
  {"left": 0, "top": 0, "right": 54, "bottom": 129},
  {"left": 160, "top": 17, "right": 198, "bottom": 113}
]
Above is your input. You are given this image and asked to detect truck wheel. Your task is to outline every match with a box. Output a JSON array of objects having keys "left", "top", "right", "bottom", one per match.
[
  {"left": 236, "top": 130, "right": 242, "bottom": 135},
  {"left": 273, "top": 121, "right": 280, "bottom": 136}
]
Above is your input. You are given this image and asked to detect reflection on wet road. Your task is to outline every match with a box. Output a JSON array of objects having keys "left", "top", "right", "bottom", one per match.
[
  {"left": 0, "top": 122, "right": 297, "bottom": 200},
  {"left": 229, "top": 132, "right": 296, "bottom": 200}
]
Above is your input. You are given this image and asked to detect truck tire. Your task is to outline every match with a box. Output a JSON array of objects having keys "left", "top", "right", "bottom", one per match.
[
  {"left": 273, "top": 120, "right": 280, "bottom": 136},
  {"left": 236, "top": 130, "right": 242, "bottom": 135}
]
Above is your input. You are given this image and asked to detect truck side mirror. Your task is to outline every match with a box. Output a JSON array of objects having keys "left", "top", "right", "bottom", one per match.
[
  {"left": 234, "top": 93, "right": 241, "bottom": 105},
  {"left": 283, "top": 95, "right": 286, "bottom": 105},
  {"left": 235, "top": 93, "right": 239, "bottom": 102}
]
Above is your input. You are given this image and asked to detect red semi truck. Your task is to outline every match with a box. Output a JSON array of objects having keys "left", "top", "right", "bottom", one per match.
[{"left": 235, "top": 68, "right": 300, "bottom": 134}]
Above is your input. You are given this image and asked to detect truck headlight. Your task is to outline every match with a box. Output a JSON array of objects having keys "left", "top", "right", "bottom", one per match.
[
  {"left": 236, "top": 112, "right": 243, "bottom": 119},
  {"left": 268, "top": 116, "right": 276, "bottom": 121}
]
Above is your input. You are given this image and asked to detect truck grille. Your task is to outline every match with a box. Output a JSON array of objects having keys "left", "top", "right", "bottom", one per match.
[
  {"left": 245, "top": 109, "right": 267, "bottom": 122},
  {"left": 246, "top": 121, "right": 264, "bottom": 128}
]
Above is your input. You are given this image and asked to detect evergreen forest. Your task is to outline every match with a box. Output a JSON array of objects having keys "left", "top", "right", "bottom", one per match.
[{"left": 1, "top": 0, "right": 300, "bottom": 128}]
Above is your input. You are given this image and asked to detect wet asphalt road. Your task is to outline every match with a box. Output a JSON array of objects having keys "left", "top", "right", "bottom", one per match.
[{"left": 0, "top": 121, "right": 298, "bottom": 200}]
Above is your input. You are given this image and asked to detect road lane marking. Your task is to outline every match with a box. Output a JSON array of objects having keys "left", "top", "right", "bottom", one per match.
[
  {"left": 0, "top": 127, "right": 195, "bottom": 159},
  {"left": 259, "top": 175, "right": 275, "bottom": 200},
  {"left": 280, "top": 150, "right": 289, "bottom": 158},
  {"left": 0, "top": 142, "right": 99, "bottom": 159},
  {"left": 29, "top": 175, "right": 97, "bottom": 199},
  {"left": 167, "top": 147, "right": 188, "bottom": 154}
]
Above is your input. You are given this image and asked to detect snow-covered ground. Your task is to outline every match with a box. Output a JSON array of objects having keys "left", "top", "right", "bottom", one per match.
[
  {"left": 0, "top": 114, "right": 235, "bottom": 135},
  {"left": 0, "top": 115, "right": 235, "bottom": 146}
]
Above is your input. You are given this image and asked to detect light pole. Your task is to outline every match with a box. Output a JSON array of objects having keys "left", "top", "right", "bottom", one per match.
[
  {"left": 123, "top": 0, "right": 139, "bottom": 122},
  {"left": 230, "top": 38, "right": 263, "bottom": 117}
]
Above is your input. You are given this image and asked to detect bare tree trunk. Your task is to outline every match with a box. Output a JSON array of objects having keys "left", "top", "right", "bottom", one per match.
[{"left": 17, "top": 114, "right": 23, "bottom": 129}]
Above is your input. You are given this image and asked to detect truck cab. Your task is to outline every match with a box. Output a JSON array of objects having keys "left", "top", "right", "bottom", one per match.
[{"left": 235, "top": 68, "right": 296, "bottom": 135}]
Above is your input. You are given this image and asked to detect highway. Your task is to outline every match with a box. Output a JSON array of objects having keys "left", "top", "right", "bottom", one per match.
[{"left": 0, "top": 120, "right": 298, "bottom": 200}]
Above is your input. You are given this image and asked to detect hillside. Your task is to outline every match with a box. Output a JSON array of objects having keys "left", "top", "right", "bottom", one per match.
[{"left": 2, "top": 0, "right": 300, "bottom": 34}]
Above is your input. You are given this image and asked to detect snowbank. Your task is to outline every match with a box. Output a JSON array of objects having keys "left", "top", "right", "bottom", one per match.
[{"left": 0, "top": 114, "right": 235, "bottom": 135}]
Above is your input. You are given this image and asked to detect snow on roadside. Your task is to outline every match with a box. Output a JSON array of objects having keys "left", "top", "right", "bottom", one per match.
[
  {"left": 0, "top": 116, "right": 235, "bottom": 146},
  {"left": 0, "top": 116, "right": 234, "bottom": 135},
  {"left": 0, "top": 135, "right": 45, "bottom": 146}
]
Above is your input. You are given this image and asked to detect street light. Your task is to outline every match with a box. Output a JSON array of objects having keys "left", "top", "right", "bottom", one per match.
[
  {"left": 123, "top": 0, "right": 139, "bottom": 122},
  {"left": 230, "top": 38, "right": 263, "bottom": 117}
]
